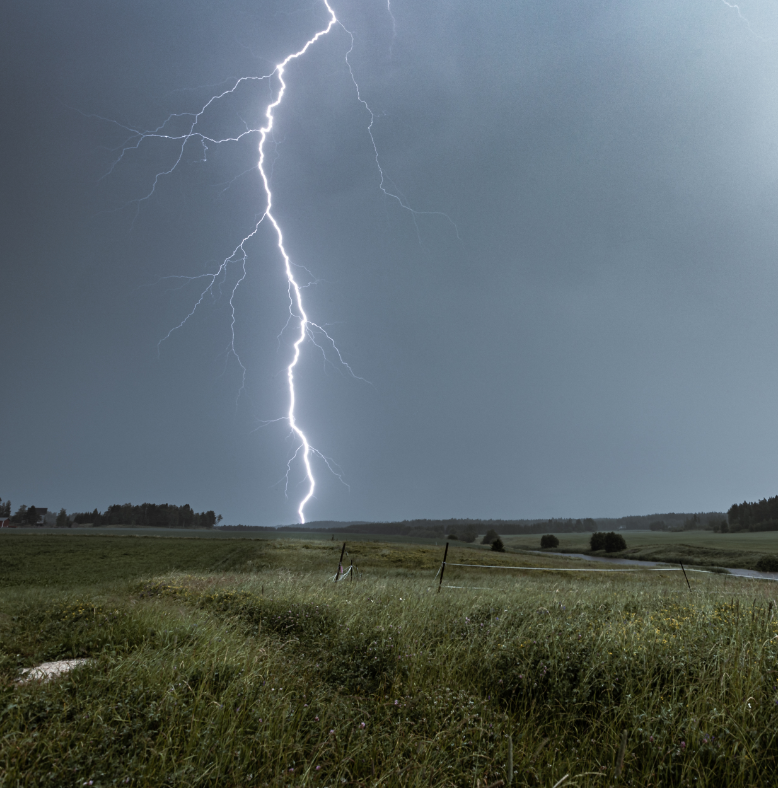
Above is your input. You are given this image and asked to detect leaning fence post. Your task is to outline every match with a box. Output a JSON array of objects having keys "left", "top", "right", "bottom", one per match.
[
  {"left": 680, "top": 561, "right": 691, "bottom": 592},
  {"left": 437, "top": 542, "right": 449, "bottom": 593},
  {"left": 334, "top": 542, "right": 346, "bottom": 583}
]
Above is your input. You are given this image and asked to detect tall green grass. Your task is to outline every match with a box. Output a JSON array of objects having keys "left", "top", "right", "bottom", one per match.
[{"left": 2, "top": 540, "right": 778, "bottom": 786}]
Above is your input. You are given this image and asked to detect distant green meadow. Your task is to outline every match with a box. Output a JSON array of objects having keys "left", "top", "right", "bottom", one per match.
[
  {"left": 2, "top": 532, "right": 778, "bottom": 786},
  {"left": 505, "top": 529, "right": 778, "bottom": 570}
]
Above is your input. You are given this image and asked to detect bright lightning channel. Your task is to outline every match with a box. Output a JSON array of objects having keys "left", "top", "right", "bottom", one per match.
[
  {"left": 101, "top": 0, "right": 457, "bottom": 524},
  {"left": 255, "top": 2, "right": 339, "bottom": 523}
]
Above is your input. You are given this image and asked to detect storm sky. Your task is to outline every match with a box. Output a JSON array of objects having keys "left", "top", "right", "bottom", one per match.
[{"left": 3, "top": 0, "right": 778, "bottom": 526}]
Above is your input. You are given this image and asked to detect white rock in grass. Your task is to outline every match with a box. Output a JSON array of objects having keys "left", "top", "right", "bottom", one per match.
[{"left": 17, "top": 659, "right": 91, "bottom": 684}]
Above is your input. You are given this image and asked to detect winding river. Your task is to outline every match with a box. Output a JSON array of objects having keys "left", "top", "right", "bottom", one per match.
[{"left": 524, "top": 549, "right": 778, "bottom": 582}]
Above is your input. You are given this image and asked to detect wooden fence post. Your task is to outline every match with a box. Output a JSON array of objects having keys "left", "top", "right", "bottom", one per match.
[
  {"left": 680, "top": 561, "right": 691, "bottom": 592},
  {"left": 334, "top": 542, "right": 346, "bottom": 583},
  {"left": 437, "top": 542, "right": 449, "bottom": 593}
]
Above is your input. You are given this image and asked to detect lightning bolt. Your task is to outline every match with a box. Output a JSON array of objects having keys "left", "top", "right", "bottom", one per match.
[
  {"left": 254, "top": 3, "right": 340, "bottom": 523},
  {"left": 97, "top": 0, "right": 458, "bottom": 524},
  {"left": 387, "top": 0, "right": 398, "bottom": 59}
]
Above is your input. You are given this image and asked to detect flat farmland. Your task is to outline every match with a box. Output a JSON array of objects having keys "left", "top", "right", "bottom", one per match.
[{"left": 3, "top": 533, "right": 778, "bottom": 787}]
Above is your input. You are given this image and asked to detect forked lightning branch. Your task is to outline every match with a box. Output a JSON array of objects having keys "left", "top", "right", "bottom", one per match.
[{"left": 104, "top": 0, "right": 452, "bottom": 523}]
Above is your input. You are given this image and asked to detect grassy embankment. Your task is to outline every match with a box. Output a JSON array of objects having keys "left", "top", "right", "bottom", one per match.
[
  {"left": 505, "top": 530, "right": 778, "bottom": 570},
  {"left": 2, "top": 532, "right": 778, "bottom": 786}
]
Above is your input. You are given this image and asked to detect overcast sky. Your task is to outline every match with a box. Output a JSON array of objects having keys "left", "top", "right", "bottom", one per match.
[{"left": 3, "top": 0, "right": 778, "bottom": 526}]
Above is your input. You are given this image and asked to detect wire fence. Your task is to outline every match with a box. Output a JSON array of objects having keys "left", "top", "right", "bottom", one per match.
[
  {"left": 332, "top": 542, "right": 361, "bottom": 582},
  {"left": 329, "top": 541, "right": 778, "bottom": 590},
  {"left": 433, "top": 544, "right": 778, "bottom": 592}
]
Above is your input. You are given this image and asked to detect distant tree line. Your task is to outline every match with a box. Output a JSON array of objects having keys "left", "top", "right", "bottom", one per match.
[
  {"left": 217, "top": 513, "right": 725, "bottom": 538},
  {"left": 613, "top": 512, "right": 725, "bottom": 531},
  {"left": 8, "top": 504, "right": 38, "bottom": 525},
  {"left": 7, "top": 505, "right": 71, "bottom": 527},
  {"left": 727, "top": 495, "right": 778, "bottom": 533},
  {"left": 310, "top": 515, "right": 729, "bottom": 538},
  {"left": 510, "top": 518, "right": 598, "bottom": 535},
  {"left": 71, "top": 503, "right": 221, "bottom": 529},
  {"left": 649, "top": 513, "right": 725, "bottom": 532},
  {"left": 2, "top": 497, "right": 220, "bottom": 530},
  {"left": 325, "top": 518, "right": 600, "bottom": 539}
]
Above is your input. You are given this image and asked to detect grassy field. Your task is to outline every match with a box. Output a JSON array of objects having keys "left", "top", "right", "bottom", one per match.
[
  {"left": 3, "top": 533, "right": 778, "bottom": 786},
  {"left": 0, "top": 533, "right": 492, "bottom": 589},
  {"left": 13, "top": 525, "right": 778, "bottom": 570},
  {"left": 505, "top": 529, "right": 778, "bottom": 570},
  {"left": 5, "top": 527, "right": 455, "bottom": 545}
]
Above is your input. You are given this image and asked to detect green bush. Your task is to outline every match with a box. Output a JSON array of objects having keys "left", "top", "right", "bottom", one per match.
[
  {"left": 755, "top": 555, "right": 778, "bottom": 572},
  {"left": 481, "top": 528, "right": 500, "bottom": 545},
  {"left": 605, "top": 532, "right": 627, "bottom": 552},
  {"left": 491, "top": 537, "right": 505, "bottom": 552},
  {"left": 590, "top": 531, "right": 627, "bottom": 552},
  {"left": 540, "top": 534, "right": 559, "bottom": 549}
]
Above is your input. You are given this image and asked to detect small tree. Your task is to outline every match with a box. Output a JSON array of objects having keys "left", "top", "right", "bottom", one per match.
[
  {"left": 491, "top": 537, "right": 505, "bottom": 552},
  {"left": 604, "top": 532, "right": 627, "bottom": 552},
  {"left": 481, "top": 528, "right": 499, "bottom": 545},
  {"left": 590, "top": 532, "right": 606, "bottom": 551},
  {"left": 591, "top": 531, "right": 627, "bottom": 552},
  {"left": 11, "top": 504, "right": 27, "bottom": 524},
  {"left": 56, "top": 508, "right": 68, "bottom": 528},
  {"left": 540, "top": 534, "right": 559, "bottom": 549}
]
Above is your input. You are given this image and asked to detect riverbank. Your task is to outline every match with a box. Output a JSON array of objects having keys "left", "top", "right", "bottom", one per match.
[
  {"left": 504, "top": 530, "right": 778, "bottom": 573},
  {"left": 516, "top": 547, "right": 778, "bottom": 582}
]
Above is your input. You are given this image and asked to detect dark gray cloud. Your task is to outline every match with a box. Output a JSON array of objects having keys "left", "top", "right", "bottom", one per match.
[{"left": 2, "top": 0, "right": 778, "bottom": 524}]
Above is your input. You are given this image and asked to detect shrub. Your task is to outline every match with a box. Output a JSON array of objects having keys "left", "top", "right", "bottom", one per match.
[
  {"left": 540, "top": 534, "right": 559, "bottom": 549},
  {"left": 491, "top": 537, "right": 505, "bottom": 552},
  {"left": 481, "top": 528, "right": 500, "bottom": 545},
  {"left": 604, "top": 532, "right": 627, "bottom": 552},
  {"left": 590, "top": 532, "right": 606, "bottom": 551},
  {"left": 756, "top": 555, "right": 778, "bottom": 572},
  {"left": 590, "top": 532, "right": 627, "bottom": 552}
]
